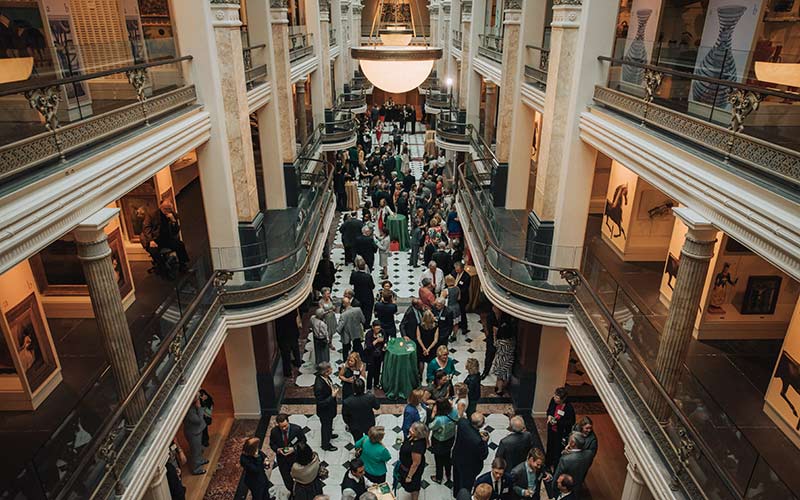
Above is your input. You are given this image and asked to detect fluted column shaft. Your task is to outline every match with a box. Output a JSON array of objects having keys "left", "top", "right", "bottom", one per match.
[
  {"left": 483, "top": 82, "right": 497, "bottom": 145},
  {"left": 296, "top": 83, "right": 308, "bottom": 144},
  {"left": 75, "top": 209, "right": 146, "bottom": 423},
  {"left": 494, "top": 3, "right": 522, "bottom": 163},
  {"left": 318, "top": 5, "right": 333, "bottom": 107},
  {"left": 458, "top": 1, "right": 472, "bottom": 109},
  {"left": 271, "top": 2, "right": 299, "bottom": 163},
  {"left": 652, "top": 208, "right": 717, "bottom": 420}
]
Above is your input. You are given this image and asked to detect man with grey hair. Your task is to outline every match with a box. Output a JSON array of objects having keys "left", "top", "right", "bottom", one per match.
[
  {"left": 420, "top": 260, "right": 445, "bottom": 294},
  {"left": 432, "top": 240, "right": 453, "bottom": 275},
  {"left": 452, "top": 412, "right": 489, "bottom": 495},
  {"left": 418, "top": 277, "right": 436, "bottom": 309},
  {"left": 337, "top": 297, "right": 365, "bottom": 360},
  {"left": 496, "top": 415, "right": 536, "bottom": 470},
  {"left": 354, "top": 224, "right": 378, "bottom": 271},
  {"left": 359, "top": 492, "right": 378, "bottom": 500},
  {"left": 432, "top": 297, "right": 454, "bottom": 345},
  {"left": 548, "top": 432, "right": 592, "bottom": 493}
]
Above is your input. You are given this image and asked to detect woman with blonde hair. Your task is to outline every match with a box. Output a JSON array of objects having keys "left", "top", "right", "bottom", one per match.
[
  {"left": 355, "top": 426, "right": 392, "bottom": 483},
  {"left": 426, "top": 345, "right": 456, "bottom": 383},
  {"left": 338, "top": 351, "right": 365, "bottom": 400},
  {"left": 402, "top": 388, "right": 428, "bottom": 437},
  {"left": 463, "top": 358, "right": 481, "bottom": 416},
  {"left": 398, "top": 422, "right": 428, "bottom": 500},
  {"left": 416, "top": 309, "right": 439, "bottom": 376}
]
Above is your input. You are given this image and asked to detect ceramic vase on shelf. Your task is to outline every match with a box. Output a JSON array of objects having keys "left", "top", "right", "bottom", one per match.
[
  {"left": 622, "top": 9, "right": 652, "bottom": 85},
  {"left": 691, "top": 5, "right": 747, "bottom": 107}
]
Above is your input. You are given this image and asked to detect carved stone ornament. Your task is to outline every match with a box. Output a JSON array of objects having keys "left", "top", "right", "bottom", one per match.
[
  {"left": 210, "top": 0, "right": 242, "bottom": 27},
  {"left": 271, "top": 0, "right": 289, "bottom": 9},
  {"left": 504, "top": 0, "right": 522, "bottom": 9},
  {"left": 24, "top": 85, "right": 61, "bottom": 131},
  {"left": 727, "top": 88, "right": 762, "bottom": 134},
  {"left": 319, "top": 0, "right": 330, "bottom": 14},
  {"left": 643, "top": 68, "right": 663, "bottom": 104},
  {"left": 461, "top": 1, "right": 472, "bottom": 15},
  {"left": 551, "top": 3, "right": 581, "bottom": 28}
]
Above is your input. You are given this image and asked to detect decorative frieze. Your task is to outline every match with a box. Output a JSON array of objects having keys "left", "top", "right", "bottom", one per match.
[
  {"left": 271, "top": 0, "right": 288, "bottom": 8},
  {"left": 504, "top": 0, "right": 522, "bottom": 9},
  {"left": 210, "top": 0, "right": 242, "bottom": 27},
  {"left": 461, "top": 0, "right": 472, "bottom": 21},
  {"left": 551, "top": 3, "right": 581, "bottom": 28}
]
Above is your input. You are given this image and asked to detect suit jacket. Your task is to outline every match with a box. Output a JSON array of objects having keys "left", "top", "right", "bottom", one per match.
[
  {"left": 142, "top": 209, "right": 180, "bottom": 247},
  {"left": 452, "top": 271, "right": 471, "bottom": 303},
  {"left": 337, "top": 306, "right": 365, "bottom": 344},
  {"left": 342, "top": 393, "right": 380, "bottom": 436},
  {"left": 456, "top": 489, "right": 474, "bottom": 500},
  {"left": 349, "top": 271, "right": 375, "bottom": 306},
  {"left": 183, "top": 405, "right": 207, "bottom": 436},
  {"left": 354, "top": 234, "right": 378, "bottom": 266},
  {"left": 452, "top": 418, "right": 488, "bottom": 482},
  {"left": 474, "top": 471, "right": 514, "bottom": 500},
  {"left": 496, "top": 431, "right": 535, "bottom": 470},
  {"left": 510, "top": 462, "right": 545, "bottom": 500},
  {"left": 268, "top": 423, "right": 306, "bottom": 462},
  {"left": 340, "top": 218, "right": 364, "bottom": 246},
  {"left": 313, "top": 375, "right": 337, "bottom": 418},
  {"left": 552, "top": 450, "right": 592, "bottom": 490},
  {"left": 399, "top": 305, "right": 422, "bottom": 338},
  {"left": 432, "top": 250, "right": 454, "bottom": 275}
]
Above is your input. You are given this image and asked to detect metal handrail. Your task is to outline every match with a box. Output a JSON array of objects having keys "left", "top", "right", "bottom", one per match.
[{"left": 0, "top": 55, "right": 193, "bottom": 98}]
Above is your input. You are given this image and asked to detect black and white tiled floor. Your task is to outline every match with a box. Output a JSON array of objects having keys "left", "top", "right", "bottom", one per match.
[{"left": 264, "top": 123, "right": 510, "bottom": 499}]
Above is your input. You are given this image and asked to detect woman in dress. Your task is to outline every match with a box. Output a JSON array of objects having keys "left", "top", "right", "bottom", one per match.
[
  {"left": 428, "top": 398, "right": 458, "bottom": 484},
  {"left": 544, "top": 387, "right": 576, "bottom": 471},
  {"left": 442, "top": 275, "right": 461, "bottom": 340},
  {"left": 397, "top": 422, "right": 428, "bottom": 500},
  {"left": 240, "top": 437, "right": 273, "bottom": 500},
  {"left": 310, "top": 308, "right": 330, "bottom": 365},
  {"left": 416, "top": 309, "right": 439, "bottom": 376},
  {"left": 463, "top": 358, "right": 482, "bottom": 417},
  {"left": 426, "top": 345, "right": 456, "bottom": 384},
  {"left": 426, "top": 369, "right": 454, "bottom": 403},
  {"left": 363, "top": 320, "right": 386, "bottom": 391},
  {"left": 402, "top": 388, "right": 428, "bottom": 437},
  {"left": 319, "top": 288, "right": 338, "bottom": 344},
  {"left": 375, "top": 198, "right": 394, "bottom": 237},
  {"left": 290, "top": 442, "right": 324, "bottom": 500},
  {"left": 453, "top": 383, "right": 469, "bottom": 418},
  {"left": 377, "top": 228, "right": 391, "bottom": 280},
  {"left": 338, "top": 352, "right": 365, "bottom": 401},
  {"left": 492, "top": 318, "right": 517, "bottom": 397},
  {"left": 373, "top": 288, "right": 398, "bottom": 338},
  {"left": 375, "top": 120, "right": 383, "bottom": 143},
  {"left": 708, "top": 262, "right": 738, "bottom": 314}
]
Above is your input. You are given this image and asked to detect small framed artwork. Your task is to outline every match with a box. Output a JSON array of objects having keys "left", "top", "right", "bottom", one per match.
[
  {"left": 741, "top": 275, "right": 782, "bottom": 315},
  {"left": 664, "top": 253, "right": 679, "bottom": 290},
  {"left": 29, "top": 238, "right": 88, "bottom": 295},
  {"left": 5, "top": 293, "right": 58, "bottom": 392},
  {"left": 107, "top": 227, "right": 133, "bottom": 298}
]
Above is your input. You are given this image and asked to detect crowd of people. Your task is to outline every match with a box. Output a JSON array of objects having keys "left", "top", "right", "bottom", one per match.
[{"left": 226, "top": 101, "right": 599, "bottom": 500}]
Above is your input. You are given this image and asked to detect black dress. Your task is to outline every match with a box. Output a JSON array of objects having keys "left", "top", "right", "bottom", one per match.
[
  {"left": 240, "top": 452, "right": 273, "bottom": 500},
  {"left": 399, "top": 437, "right": 427, "bottom": 492},
  {"left": 340, "top": 366, "right": 363, "bottom": 400},
  {"left": 416, "top": 325, "right": 439, "bottom": 364}
]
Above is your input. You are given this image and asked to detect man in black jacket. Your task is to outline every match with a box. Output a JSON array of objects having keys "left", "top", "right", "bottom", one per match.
[
  {"left": 313, "top": 362, "right": 339, "bottom": 451},
  {"left": 452, "top": 413, "right": 489, "bottom": 496},
  {"left": 340, "top": 214, "right": 364, "bottom": 265},
  {"left": 342, "top": 378, "right": 380, "bottom": 442},
  {"left": 496, "top": 416, "right": 536, "bottom": 470},
  {"left": 350, "top": 257, "right": 376, "bottom": 328},
  {"left": 341, "top": 458, "right": 368, "bottom": 498},
  {"left": 399, "top": 298, "right": 424, "bottom": 339},
  {"left": 452, "top": 261, "right": 471, "bottom": 332},
  {"left": 354, "top": 226, "right": 378, "bottom": 271},
  {"left": 510, "top": 448, "right": 549, "bottom": 500},
  {"left": 141, "top": 200, "right": 190, "bottom": 273},
  {"left": 432, "top": 241, "right": 454, "bottom": 275},
  {"left": 268, "top": 413, "right": 307, "bottom": 490},
  {"left": 276, "top": 310, "right": 302, "bottom": 377}
]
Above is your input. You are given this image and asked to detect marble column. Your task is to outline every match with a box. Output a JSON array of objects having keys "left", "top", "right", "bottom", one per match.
[
  {"left": 271, "top": 0, "right": 299, "bottom": 164},
  {"left": 330, "top": 0, "right": 346, "bottom": 96},
  {"left": 458, "top": 1, "right": 472, "bottom": 109},
  {"left": 494, "top": 0, "right": 522, "bottom": 164},
  {"left": 318, "top": 1, "right": 334, "bottom": 107},
  {"left": 533, "top": 326, "right": 571, "bottom": 415},
  {"left": 483, "top": 82, "right": 498, "bottom": 145},
  {"left": 141, "top": 454, "right": 171, "bottom": 500},
  {"left": 440, "top": 1, "right": 451, "bottom": 81},
  {"left": 652, "top": 208, "right": 717, "bottom": 421},
  {"left": 296, "top": 82, "right": 309, "bottom": 144},
  {"left": 621, "top": 451, "right": 655, "bottom": 500},
  {"left": 74, "top": 208, "right": 146, "bottom": 423},
  {"left": 209, "top": 1, "right": 261, "bottom": 224},
  {"left": 351, "top": 1, "right": 363, "bottom": 74},
  {"left": 340, "top": 1, "right": 351, "bottom": 79},
  {"left": 224, "top": 327, "right": 262, "bottom": 419}
]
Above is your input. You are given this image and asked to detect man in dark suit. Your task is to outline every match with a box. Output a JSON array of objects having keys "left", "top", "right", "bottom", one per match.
[
  {"left": 548, "top": 433, "right": 592, "bottom": 493},
  {"left": 432, "top": 298, "right": 454, "bottom": 347},
  {"left": 342, "top": 378, "right": 379, "bottom": 442},
  {"left": 141, "top": 200, "right": 190, "bottom": 272},
  {"left": 340, "top": 214, "right": 364, "bottom": 265},
  {"left": 452, "top": 413, "right": 489, "bottom": 496},
  {"left": 432, "top": 241, "right": 454, "bottom": 275},
  {"left": 275, "top": 309, "right": 302, "bottom": 377},
  {"left": 268, "top": 413, "right": 307, "bottom": 490},
  {"left": 313, "top": 362, "right": 339, "bottom": 451},
  {"left": 399, "top": 298, "right": 424, "bottom": 339},
  {"left": 350, "top": 257, "right": 375, "bottom": 327},
  {"left": 548, "top": 474, "right": 577, "bottom": 500},
  {"left": 496, "top": 416, "right": 536, "bottom": 470},
  {"left": 354, "top": 225, "right": 378, "bottom": 271},
  {"left": 474, "top": 457, "right": 513, "bottom": 500},
  {"left": 458, "top": 483, "right": 492, "bottom": 500},
  {"left": 452, "top": 261, "right": 471, "bottom": 332},
  {"left": 510, "top": 448, "right": 549, "bottom": 500},
  {"left": 341, "top": 458, "right": 368, "bottom": 498}
]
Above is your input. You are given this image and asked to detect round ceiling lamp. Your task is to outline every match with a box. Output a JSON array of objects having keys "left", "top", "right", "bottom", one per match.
[
  {"left": 353, "top": 46, "right": 442, "bottom": 94},
  {"left": 353, "top": 0, "right": 441, "bottom": 94}
]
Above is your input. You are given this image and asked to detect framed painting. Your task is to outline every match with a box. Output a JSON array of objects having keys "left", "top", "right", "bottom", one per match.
[
  {"left": 119, "top": 180, "right": 157, "bottom": 243},
  {"left": 741, "top": 275, "right": 782, "bottom": 315},
  {"left": 29, "top": 238, "right": 88, "bottom": 295},
  {"left": 5, "top": 293, "right": 57, "bottom": 392},
  {"left": 724, "top": 236, "right": 753, "bottom": 255},
  {"left": 107, "top": 227, "right": 134, "bottom": 298}
]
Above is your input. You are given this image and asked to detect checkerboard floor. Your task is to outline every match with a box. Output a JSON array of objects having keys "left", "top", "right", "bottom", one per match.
[{"left": 264, "top": 122, "right": 510, "bottom": 499}]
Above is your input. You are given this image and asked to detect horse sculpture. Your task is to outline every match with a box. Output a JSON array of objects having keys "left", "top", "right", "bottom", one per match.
[
  {"left": 604, "top": 183, "right": 629, "bottom": 239},
  {"left": 773, "top": 351, "right": 800, "bottom": 431}
]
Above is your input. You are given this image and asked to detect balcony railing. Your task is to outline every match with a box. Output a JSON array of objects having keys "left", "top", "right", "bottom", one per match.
[
  {"left": 336, "top": 90, "right": 367, "bottom": 111},
  {"left": 329, "top": 28, "right": 337, "bottom": 47},
  {"left": 289, "top": 31, "right": 314, "bottom": 63},
  {"left": 242, "top": 43, "right": 268, "bottom": 90},
  {"left": 350, "top": 76, "right": 373, "bottom": 94},
  {"left": 0, "top": 166, "right": 335, "bottom": 499},
  {"left": 321, "top": 111, "right": 357, "bottom": 144},
  {"left": 478, "top": 33, "right": 504, "bottom": 64},
  {"left": 452, "top": 29, "right": 463, "bottom": 48},
  {"left": 436, "top": 109, "right": 470, "bottom": 145},
  {"left": 419, "top": 74, "right": 439, "bottom": 95},
  {"left": 0, "top": 54, "right": 195, "bottom": 185},
  {"left": 425, "top": 89, "right": 453, "bottom": 110},
  {"left": 457, "top": 156, "right": 798, "bottom": 499},
  {"left": 524, "top": 45, "right": 549, "bottom": 89},
  {"left": 596, "top": 56, "right": 800, "bottom": 190}
]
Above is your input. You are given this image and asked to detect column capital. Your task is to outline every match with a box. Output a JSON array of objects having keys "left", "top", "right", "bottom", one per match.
[
  {"left": 673, "top": 207, "right": 717, "bottom": 244},
  {"left": 551, "top": 3, "right": 582, "bottom": 29},
  {"left": 271, "top": 6, "right": 289, "bottom": 23},
  {"left": 441, "top": 0, "right": 451, "bottom": 15},
  {"left": 210, "top": 1, "right": 243, "bottom": 28},
  {"left": 74, "top": 207, "right": 119, "bottom": 248},
  {"left": 503, "top": 8, "right": 522, "bottom": 25}
]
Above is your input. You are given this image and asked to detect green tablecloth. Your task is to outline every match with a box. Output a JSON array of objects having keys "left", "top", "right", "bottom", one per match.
[
  {"left": 381, "top": 337, "right": 419, "bottom": 400},
  {"left": 387, "top": 214, "right": 410, "bottom": 251}
]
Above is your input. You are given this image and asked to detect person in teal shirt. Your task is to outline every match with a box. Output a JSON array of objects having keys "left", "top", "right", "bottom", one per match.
[
  {"left": 354, "top": 426, "right": 392, "bottom": 483},
  {"left": 428, "top": 398, "right": 458, "bottom": 483},
  {"left": 426, "top": 345, "right": 457, "bottom": 383}
]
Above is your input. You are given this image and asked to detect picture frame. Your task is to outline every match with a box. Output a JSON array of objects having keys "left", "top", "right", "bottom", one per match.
[
  {"left": 29, "top": 237, "right": 88, "bottom": 295},
  {"left": 5, "top": 293, "right": 57, "bottom": 392},
  {"left": 740, "top": 275, "right": 782, "bottom": 315},
  {"left": 107, "top": 227, "right": 134, "bottom": 298},
  {"left": 723, "top": 236, "right": 753, "bottom": 255},
  {"left": 119, "top": 180, "right": 157, "bottom": 243}
]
